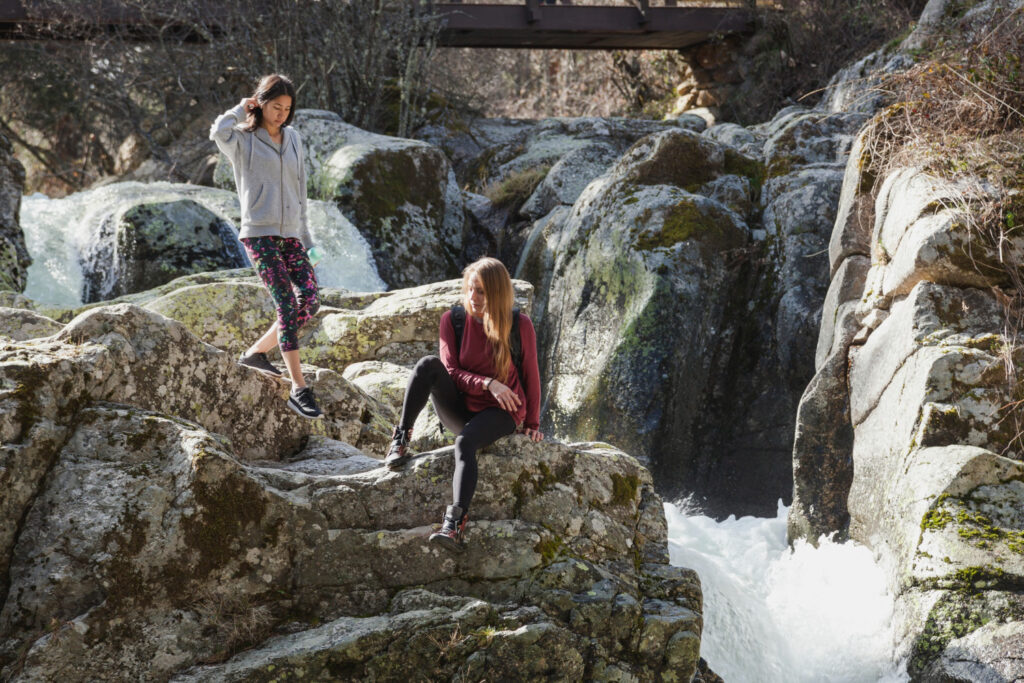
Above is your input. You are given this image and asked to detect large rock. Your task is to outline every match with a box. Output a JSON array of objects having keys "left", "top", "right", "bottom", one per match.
[
  {"left": 419, "top": 116, "right": 673, "bottom": 191},
  {"left": 80, "top": 198, "right": 248, "bottom": 303},
  {"left": 0, "top": 132, "right": 29, "bottom": 293},
  {"left": 540, "top": 128, "right": 758, "bottom": 499},
  {"left": 22, "top": 182, "right": 250, "bottom": 307},
  {"left": 214, "top": 110, "right": 465, "bottom": 290},
  {"left": 519, "top": 142, "right": 621, "bottom": 220},
  {"left": 421, "top": 116, "right": 690, "bottom": 271},
  {"left": 789, "top": 64, "right": 1024, "bottom": 670},
  {"left": 0, "top": 307, "right": 62, "bottom": 341},
  {"left": 0, "top": 305, "right": 395, "bottom": 658},
  {"left": 0, "top": 307, "right": 705, "bottom": 680},
  {"left": 515, "top": 108, "right": 863, "bottom": 516}
]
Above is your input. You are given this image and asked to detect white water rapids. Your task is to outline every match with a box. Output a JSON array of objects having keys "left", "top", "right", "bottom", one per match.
[
  {"left": 666, "top": 500, "right": 909, "bottom": 682},
  {"left": 21, "top": 184, "right": 385, "bottom": 306}
]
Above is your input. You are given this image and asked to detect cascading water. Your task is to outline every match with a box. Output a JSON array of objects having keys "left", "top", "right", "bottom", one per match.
[
  {"left": 305, "top": 201, "right": 386, "bottom": 292},
  {"left": 665, "top": 501, "right": 909, "bottom": 682},
  {"left": 21, "top": 181, "right": 386, "bottom": 306}
]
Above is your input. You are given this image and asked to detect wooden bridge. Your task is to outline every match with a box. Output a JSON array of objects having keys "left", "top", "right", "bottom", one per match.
[
  {"left": 0, "top": 1, "right": 756, "bottom": 49},
  {"left": 436, "top": 1, "right": 756, "bottom": 49}
]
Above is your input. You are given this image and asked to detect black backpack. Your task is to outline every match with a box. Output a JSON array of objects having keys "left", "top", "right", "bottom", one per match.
[{"left": 450, "top": 304, "right": 524, "bottom": 382}]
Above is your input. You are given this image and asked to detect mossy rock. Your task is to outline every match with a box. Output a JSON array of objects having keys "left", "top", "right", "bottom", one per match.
[
  {"left": 909, "top": 588, "right": 1024, "bottom": 677},
  {"left": 80, "top": 199, "right": 247, "bottom": 303},
  {"left": 320, "top": 140, "right": 462, "bottom": 289},
  {"left": 632, "top": 197, "right": 747, "bottom": 254},
  {"left": 0, "top": 235, "right": 27, "bottom": 293}
]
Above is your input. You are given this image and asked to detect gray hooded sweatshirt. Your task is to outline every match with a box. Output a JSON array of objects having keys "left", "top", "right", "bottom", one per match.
[{"left": 210, "top": 103, "right": 313, "bottom": 248}]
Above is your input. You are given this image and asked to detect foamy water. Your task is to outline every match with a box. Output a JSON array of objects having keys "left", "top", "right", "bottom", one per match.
[
  {"left": 665, "top": 501, "right": 909, "bottom": 682},
  {"left": 21, "top": 184, "right": 386, "bottom": 306}
]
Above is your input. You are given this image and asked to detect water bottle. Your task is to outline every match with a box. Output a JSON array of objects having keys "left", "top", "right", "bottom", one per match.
[{"left": 307, "top": 245, "right": 324, "bottom": 266}]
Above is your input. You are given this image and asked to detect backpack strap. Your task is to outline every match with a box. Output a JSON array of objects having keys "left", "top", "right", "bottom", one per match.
[
  {"left": 510, "top": 308, "right": 523, "bottom": 381},
  {"left": 450, "top": 304, "right": 466, "bottom": 354}
]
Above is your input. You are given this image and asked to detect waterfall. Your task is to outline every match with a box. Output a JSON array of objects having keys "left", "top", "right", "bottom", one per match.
[
  {"left": 665, "top": 501, "right": 909, "bottom": 682},
  {"left": 21, "top": 182, "right": 386, "bottom": 307},
  {"left": 306, "top": 201, "right": 386, "bottom": 292}
]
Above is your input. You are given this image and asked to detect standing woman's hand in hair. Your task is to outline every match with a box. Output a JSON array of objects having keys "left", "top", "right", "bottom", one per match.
[
  {"left": 241, "top": 96, "right": 259, "bottom": 113},
  {"left": 488, "top": 378, "right": 521, "bottom": 413}
]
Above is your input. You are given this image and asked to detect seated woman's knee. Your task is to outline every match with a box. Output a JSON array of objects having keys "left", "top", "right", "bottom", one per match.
[
  {"left": 413, "top": 355, "right": 443, "bottom": 379},
  {"left": 454, "top": 433, "right": 477, "bottom": 460}
]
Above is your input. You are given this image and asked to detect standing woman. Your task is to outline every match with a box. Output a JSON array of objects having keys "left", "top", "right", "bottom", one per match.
[
  {"left": 210, "top": 74, "right": 322, "bottom": 419},
  {"left": 385, "top": 257, "right": 544, "bottom": 551}
]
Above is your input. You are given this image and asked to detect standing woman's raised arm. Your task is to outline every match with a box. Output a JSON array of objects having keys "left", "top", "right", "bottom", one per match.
[{"left": 209, "top": 99, "right": 251, "bottom": 164}]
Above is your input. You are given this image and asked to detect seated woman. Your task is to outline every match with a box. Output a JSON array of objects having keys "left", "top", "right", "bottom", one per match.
[{"left": 384, "top": 257, "right": 544, "bottom": 551}]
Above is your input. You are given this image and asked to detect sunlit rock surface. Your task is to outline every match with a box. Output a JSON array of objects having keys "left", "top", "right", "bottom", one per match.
[{"left": 0, "top": 302, "right": 702, "bottom": 680}]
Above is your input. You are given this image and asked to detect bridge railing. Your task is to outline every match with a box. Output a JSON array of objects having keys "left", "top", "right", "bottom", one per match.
[{"left": 439, "top": 1, "right": 761, "bottom": 6}]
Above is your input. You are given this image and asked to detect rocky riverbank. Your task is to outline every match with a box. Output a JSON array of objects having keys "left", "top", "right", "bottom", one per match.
[
  {"left": 3, "top": 0, "right": 1024, "bottom": 677},
  {"left": 789, "top": 0, "right": 1024, "bottom": 677},
  {"left": 0, "top": 294, "right": 704, "bottom": 681}
]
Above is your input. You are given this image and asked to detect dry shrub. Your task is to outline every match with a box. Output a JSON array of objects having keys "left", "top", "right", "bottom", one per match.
[
  {"left": 860, "top": 3, "right": 1024, "bottom": 455},
  {"left": 483, "top": 165, "right": 551, "bottom": 210},
  {"left": 191, "top": 587, "right": 275, "bottom": 662}
]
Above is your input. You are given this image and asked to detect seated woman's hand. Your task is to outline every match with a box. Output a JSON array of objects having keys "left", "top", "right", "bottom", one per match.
[
  {"left": 522, "top": 427, "right": 544, "bottom": 443},
  {"left": 488, "top": 379, "right": 521, "bottom": 413}
]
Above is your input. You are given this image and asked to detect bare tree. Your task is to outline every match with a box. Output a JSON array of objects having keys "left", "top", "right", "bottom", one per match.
[{"left": 0, "top": 0, "right": 440, "bottom": 193}]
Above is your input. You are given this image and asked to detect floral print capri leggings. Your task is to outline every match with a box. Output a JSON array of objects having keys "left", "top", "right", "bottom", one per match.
[{"left": 240, "top": 236, "right": 319, "bottom": 352}]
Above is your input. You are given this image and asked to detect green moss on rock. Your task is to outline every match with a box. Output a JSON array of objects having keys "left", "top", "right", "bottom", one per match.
[
  {"left": 611, "top": 473, "right": 641, "bottom": 506},
  {"left": 627, "top": 133, "right": 721, "bottom": 189},
  {"left": 484, "top": 165, "right": 550, "bottom": 210},
  {"left": 921, "top": 507, "right": 954, "bottom": 532},
  {"left": 723, "top": 148, "right": 765, "bottom": 197},
  {"left": 633, "top": 200, "right": 738, "bottom": 252}
]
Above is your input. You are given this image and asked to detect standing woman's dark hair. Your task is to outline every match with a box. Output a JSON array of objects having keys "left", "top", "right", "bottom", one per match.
[
  {"left": 383, "top": 256, "right": 544, "bottom": 552},
  {"left": 243, "top": 74, "right": 297, "bottom": 132},
  {"left": 210, "top": 73, "right": 324, "bottom": 419}
]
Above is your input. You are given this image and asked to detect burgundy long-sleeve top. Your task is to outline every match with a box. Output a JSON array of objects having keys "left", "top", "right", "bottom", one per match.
[{"left": 438, "top": 309, "right": 541, "bottom": 431}]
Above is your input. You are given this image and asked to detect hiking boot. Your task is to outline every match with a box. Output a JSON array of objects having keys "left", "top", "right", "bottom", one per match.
[
  {"left": 384, "top": 426, "right": 413, "bottom": 469},
  {"left": 237, "top": 351, "right": 282, "bottom": 377},
  {"left": 428, "top": 505, "right": 468, "bottom": 552},
  {"left": 288, "top": 386, "right": 323, "bottom": 419}
]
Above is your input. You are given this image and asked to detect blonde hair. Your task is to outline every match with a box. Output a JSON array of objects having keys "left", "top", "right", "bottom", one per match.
[{"left": 462, "top": 257, "right": 515, "bottom": 384}]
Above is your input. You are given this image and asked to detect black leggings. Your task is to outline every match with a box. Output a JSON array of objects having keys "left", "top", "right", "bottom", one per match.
[{"left": 400, "top": 355, "right": 516, "bottom": 513}]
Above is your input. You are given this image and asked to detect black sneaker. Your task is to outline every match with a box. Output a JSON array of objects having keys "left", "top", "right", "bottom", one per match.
[
  {"left": 384, "top": 426, "right": 413, "bottom": 469},
  {"left": 237, "top": 351, "right": 282, "bottom": 377},
  {"left": 288, "top": 386, "right": 323, "bottom": 419},
  {"left": 428, "top": 505, "right": 468, "bottom": 552}
]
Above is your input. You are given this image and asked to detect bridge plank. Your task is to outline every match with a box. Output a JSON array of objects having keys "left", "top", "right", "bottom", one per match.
[
  {"left": 437, "top": 4, "right": 753, "bottom": 49},
  {"left": 0, "top": 0, "right": 753, "bottom": 49}
]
